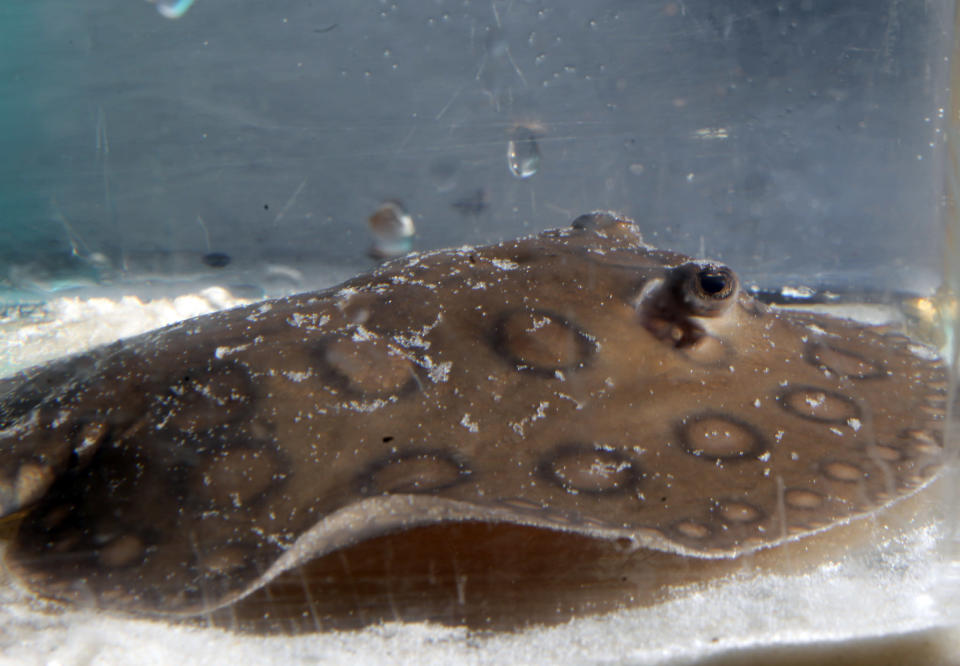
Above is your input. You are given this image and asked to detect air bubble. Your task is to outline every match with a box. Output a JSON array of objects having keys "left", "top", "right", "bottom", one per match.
[
  {"left": 507, "top": 127, "right": 541, "bottom": 179},
  {"left": 368, "top": 201, "right": 415, "bottom": 259},
  {"left": 149, "top": 0, "right": 198, "bottom": 19}
]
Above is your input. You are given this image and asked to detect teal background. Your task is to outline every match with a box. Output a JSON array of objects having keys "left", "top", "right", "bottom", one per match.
[{"left": 0, "top": 1, "right": 953, "bottom": 302}]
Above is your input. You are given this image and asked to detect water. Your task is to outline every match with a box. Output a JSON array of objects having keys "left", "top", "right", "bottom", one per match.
[{"left": 506, "top": 127, "right": 542, "bottom": 180}]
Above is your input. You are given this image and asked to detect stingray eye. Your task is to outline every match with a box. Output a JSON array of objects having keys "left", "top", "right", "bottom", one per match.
[
  {"left": 695, "top": 267, "right": 736, "bottom": 299},
  {"left": 680, "top": 263, "right": 738, "bottom": 316}
]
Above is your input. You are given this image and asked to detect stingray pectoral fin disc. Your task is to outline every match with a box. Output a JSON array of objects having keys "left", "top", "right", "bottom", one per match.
[{"left": 0, "top": 214, "right": 949, "bottom": 627}]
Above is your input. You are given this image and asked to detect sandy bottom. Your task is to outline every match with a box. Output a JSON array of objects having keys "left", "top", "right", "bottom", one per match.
[
  {"left": 1, "top": 291, "right": 959, "bottom": 665},
  {"left": 0, "top": 520, "right": 957, "bottom": 666}
]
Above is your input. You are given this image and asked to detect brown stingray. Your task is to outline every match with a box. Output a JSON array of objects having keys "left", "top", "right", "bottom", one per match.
[{"left": 0, "top": 212, "right": 948, "bottom": 629}]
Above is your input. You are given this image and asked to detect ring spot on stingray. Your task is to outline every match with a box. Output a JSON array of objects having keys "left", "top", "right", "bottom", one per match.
[
  {"left": 357, "top": 449, "right": 472, "bottom": 495},
  {"left": 919, "top": 403, "right": 946, "bottom": 418},
  {"left": 900, "top": 428, "right": 942, "bottom": 448},
  {"left": 715, "top": 500, "right": 763, "bottom": 524},
  {"left": 822, "top": 460, "right": 866, "bottom": 482},
  {"left": 492, "top": 309, "right": 594, "bottom": 374},
  {"left": 926, "top": 380, "right": 949, "bottom": 394},
  {"left": 673, "top": 520, "right": 711, "bottom": 540},
  {"left": 867, "top": 444, "right": 904, "bottom": 463},
  {"left": 195, "top": 444, "right": 289, "bottom": 510},
  {"left": 911, "top": 442, "right": 944, "bottom": 457},
  {"left": 778, "top": 386, "right": 860, "bottom": 424},
  {"left": 199, "top": 542, "right": 259, "bottom": 577},
  {"left": 10, "top": 463, "right": 56, "bottom": 510},
  {"left": 924, "top": 395, "right": 947, "bottom": 408},
  {"left": 804, "top": 342, "right": 885, "bottom": 380},
  {"left": 98, "top": 534, "right": 145, "bottom": 568},
  {"left": 784, "top": 488, "right": 824, "bottom": 509},
  {"left": 164, "top": 360, "right": 255, "bottom": 432},
  {"left": 538, "top": 443, "right": 640, "bottom": 495},
  {"left": 902, "top": 428, "right": 944, "bottom": 457},
  {"left": 322, "top": 336, "right": 415, "bottom": 396},
  {"left": 631, "top": 526, "right": 668, "bottom": 542},
  {"left": 679, "top": 413, "right": 765, "bottom": 460}
]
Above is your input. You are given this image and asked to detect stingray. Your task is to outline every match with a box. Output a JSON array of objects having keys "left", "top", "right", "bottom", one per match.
[{"left": 0, "top": 212, "right": 948, "bottom": 629}]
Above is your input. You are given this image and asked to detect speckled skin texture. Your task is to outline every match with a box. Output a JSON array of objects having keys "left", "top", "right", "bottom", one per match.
[{"left": 0, "top": 213, "right": 947, "bottom": 621}]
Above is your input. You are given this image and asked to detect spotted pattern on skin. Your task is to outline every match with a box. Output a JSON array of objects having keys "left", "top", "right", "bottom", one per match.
[
  {"left": 0, "top": 212, "right": 947, "bottom": 621},
  {"left": 160, "top": 360, "right": 255, "bottom": 432},
  {"left": 491, "top": 309, "right": 595, "bottom": 375},
  {"left": 784, "top": 488, "right": 825, "bottom": 509},
  {"left": 538, "top": 443, "right": 641, "bottom": 496},
  {"left": 673, "top": 520, "right": 712, "bottom": 540},
  {"left": 318, "top": 335, "right": 418, "bottom": 398},
  {"left": 804, "top": 341, "right": 886, "bottom": 380},
  {"left": 714, "top": 499, "right": 763, "bottom": 524},
  {"left": 357, "top": 449, "right": 472, "bottom": 496},
  {"left": 777, "top": 386, "right": 862, "bottom": 424},
  {"left": 678, "top": 413, "right": 766, "bottom": 460}
]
